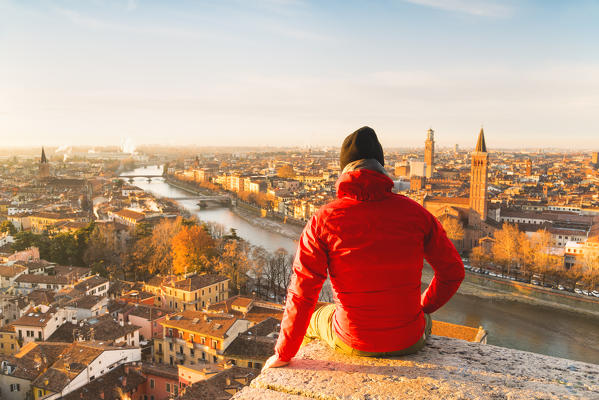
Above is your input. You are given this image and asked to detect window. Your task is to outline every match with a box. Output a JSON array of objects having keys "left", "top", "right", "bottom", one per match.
[
  {"left": 248, "top": 361, "right": 253, "bottom": 368},
  {"left": 169, "top": 343, "right": 173, "bottom": 351},
  {"left": 190, "top": 348, "right": 195, "bottom": 357},
  {"left": 38, "top": 389, "right": 44, "bottom": 397},
  {"left": 212, "top": 340, "right": 218, "bottom": 349},
  {"left": 255, "top": 362, "right": 262, "bottom": 369},
  {"left": 158, "top": 343, "right": 162, "bottom": 352},
  {"left": 166, "top": 383, "right": 171, "bottom": 393},
  {"left": 190, "top": 334, "right": 194, "bottom": 342},
  {"left": 10, "top": 383, "right": 20, "bottom": 392},
  {"left": 150, "top": 379, "right": 155, "bottom": 389}
]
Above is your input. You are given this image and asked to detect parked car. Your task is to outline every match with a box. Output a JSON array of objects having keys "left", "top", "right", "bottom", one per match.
[
  {"left": 531, "top": 280, "right": 540, "bottom": 286},
  {"left": 575, "top": 288, "right": 583, "bottom": 294},
  {"left": 557, "top": 285, "right": 565, "bottom": 291},
  {"left": 591, "top": 290, "right": 599, "bottom": 298}
]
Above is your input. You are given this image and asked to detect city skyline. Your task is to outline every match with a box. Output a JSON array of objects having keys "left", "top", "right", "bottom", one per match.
[{"left": 1, "top": 0, "right": 598, "bottom": 148}]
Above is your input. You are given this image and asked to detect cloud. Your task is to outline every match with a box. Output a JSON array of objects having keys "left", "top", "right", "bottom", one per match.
[{"left": 403, "top": 0, "right": 513, "bottom": 17}]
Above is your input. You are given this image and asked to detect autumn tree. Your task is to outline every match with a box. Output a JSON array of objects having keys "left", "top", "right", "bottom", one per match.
[
  {"left": 277, "top": 164, "right": 295, "bottom": 179},
  {"left": 470, "top": 245, "right": 490, "bottom": 269},
  {"left": 146, "top": 218, "right": 183, "bottom": 275},
  {"left": 171, "top": 224, "right": 216, "bottom": 275},
  {"left": 439, "top": 215, "right": 465, "bottom": 250},
  {"left": 214, "top": 240, "right": 251, "bottom": 295},
  {"left": 492, "top": 223, "right": 520, "bottom": 276}
]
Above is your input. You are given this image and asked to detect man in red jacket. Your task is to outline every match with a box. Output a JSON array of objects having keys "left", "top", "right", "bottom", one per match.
[{"left": 264, "top": 127, "right": 464, "bottom": 370}]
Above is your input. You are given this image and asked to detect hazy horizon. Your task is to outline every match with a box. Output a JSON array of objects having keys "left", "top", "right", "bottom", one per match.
[{"left": 1, "top": 0, "right": 598, "bottom": 148}]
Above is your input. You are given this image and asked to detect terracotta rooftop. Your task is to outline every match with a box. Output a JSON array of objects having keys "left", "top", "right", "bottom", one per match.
[
  {"left": 168, "top": 273, "right": 230, "bottom": 292},
  {"left": 60, "top": 364, "right": 146, "bottom": 400},
  {"left": 161, "top": 310, "right": 241, "bottom": 339}
]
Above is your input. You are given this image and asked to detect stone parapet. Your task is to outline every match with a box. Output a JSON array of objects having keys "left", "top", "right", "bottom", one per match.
[{"left": 233, "top": 336, "right": 599, "bottom": 399}]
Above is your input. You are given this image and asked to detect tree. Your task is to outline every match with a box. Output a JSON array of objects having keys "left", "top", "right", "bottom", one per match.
[
  {"left": 262, "top": 248, "right": 293, "bottom": 301},
  {"left": 439, "top": 215, "right": 464, "bottom": 250},
  {"left": 146, "top": 218, "right": 183, "bottom": 275},
  {"left": 214, "top": 240, "right": 251, "bottom": 295},
  {"left": 171, "top": 225, "right": 216, "bottom": 275},
  {"left": 0, "top": 220, "right": 16, "bottom": 235},
  {"left": 84, "top": 223, "right": 124, "bottom": 276},
  {"left": 277, "top": 164, "right": 295, "bottom": 179},
  {"left": 530, "top": 229, "right": 561, "bottom": 284},
  {"left": 492, "top": 223, "right": 520, "bottom": 276},
  {"left": 470, "top": 245, "right": 490, "bottom": 269},
  {"left": 250, "top": 246, "right": 269, "bottom": 297}
]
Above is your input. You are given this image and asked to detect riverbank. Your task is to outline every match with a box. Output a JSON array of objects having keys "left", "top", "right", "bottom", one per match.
[
  {"left": 164, "top": 175, "right": 304, "bottom": 241},
  {"left": 230, "top": 206, "right": 303, "bottom": 242},
  {"left": 422, "top": 265, "right": 599, "bottom": 319},
  {"left": 148, "top": 173, "right": 599, "bottom": 318}
]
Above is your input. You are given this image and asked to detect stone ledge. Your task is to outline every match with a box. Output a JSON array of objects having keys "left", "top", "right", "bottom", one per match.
[{"left": 233, "top": 336, "right": 599, "bottom": 399}]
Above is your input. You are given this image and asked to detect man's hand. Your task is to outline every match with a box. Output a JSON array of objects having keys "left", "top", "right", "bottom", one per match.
[{"left": 262, "top": 354, "right": 289, "bottom": 372}]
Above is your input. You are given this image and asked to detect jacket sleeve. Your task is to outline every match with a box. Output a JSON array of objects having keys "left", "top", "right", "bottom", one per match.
[
  {"left": 274, "top": 214, "right": 328, "bottom": 362},
  {"left": 421, "top": 212, "right": 465, "bottom": 314}
]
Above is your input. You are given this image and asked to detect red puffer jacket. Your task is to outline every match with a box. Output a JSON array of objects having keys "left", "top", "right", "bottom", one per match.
[{"left": 274, "top": 168, "right": 464, "bottom": 362}]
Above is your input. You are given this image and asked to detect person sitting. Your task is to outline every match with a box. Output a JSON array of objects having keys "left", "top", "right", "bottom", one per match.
[{"left": 263, "top": 126, "right": 464, "bottom": 370}]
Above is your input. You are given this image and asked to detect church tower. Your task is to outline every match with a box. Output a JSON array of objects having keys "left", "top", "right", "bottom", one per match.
[
  {"left": 39, "top": 147, "right": 50, "bottom": 179},
  {"left": 469, "top": 128, "right": 488, "bottom": 223},
  {"left": 424, "top": 128, "right": 435, "bottom": 178}
]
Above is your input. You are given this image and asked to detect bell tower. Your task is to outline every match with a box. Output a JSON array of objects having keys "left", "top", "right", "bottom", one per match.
[
  {"left": 469, "top": 128, "right": 488, "bottom": 224},
  {"left": 39, "top": 147, "right": 50, "bottom": 179},
  {"left": 424, "top": 128, "right": 435, "bottom": 179}
]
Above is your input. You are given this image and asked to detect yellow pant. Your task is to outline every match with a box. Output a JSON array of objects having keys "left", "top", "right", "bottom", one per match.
[{"left": 303, "top": 304, "right": 432, "bottom": 357}]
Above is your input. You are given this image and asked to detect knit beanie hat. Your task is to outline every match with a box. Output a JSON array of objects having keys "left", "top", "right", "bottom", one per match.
[{"left": 339, "top": 126, "right": 385, "bottom": 171}]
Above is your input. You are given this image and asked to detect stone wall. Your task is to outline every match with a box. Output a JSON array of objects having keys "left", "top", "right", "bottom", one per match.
[{"left": 233, "top": 336, "right": 598, "bottom": 399}]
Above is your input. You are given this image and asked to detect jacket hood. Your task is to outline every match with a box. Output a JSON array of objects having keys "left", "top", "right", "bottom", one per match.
[{"left": 336, "top": 159, "right": 394, "bottom": 201}]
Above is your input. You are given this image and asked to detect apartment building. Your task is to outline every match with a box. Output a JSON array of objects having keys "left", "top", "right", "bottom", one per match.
[
  {"left": 156, "top": 311, "right": 250, "bottom": 366},
  {"left": 145, "top": 274, "right": 230, "bottom": 312}
]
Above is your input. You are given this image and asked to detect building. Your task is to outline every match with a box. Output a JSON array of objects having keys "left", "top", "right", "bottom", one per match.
[
  {"left": 10, "top": 305, "right": 76, "bottom": 345},
  {"left": 156, "top": 311, "right": 250, "bottom": 366},
  {"left": 0, "top": 341, "right": 141, "bottom": 400},
  {"left": 38, "top": 148, "right": 49, "bottom": 179},
  {"left": 221, "top": 317, "right": 279, "bottom": 369},
  {"left": 469, "top": 128, "right": 489, "bottom": 225},
  {"left": 59, "top": 363, "right": 147, "bottom": 400},
  {"left": 424, "top": 128, "right": 435, "bottom": 179},
  {"left": 146, "top": 274, "right": 230, "bottom": 312},
  {"left": 422, "top": 128, "right": 496, "bottom": 252},
  {"left": 48, "top": 314, "right": 141, "bottom": 347},
  {"left": 525, "top": 158, "right": 533, "bottom": 176},
  {"left": 409, "top": 160, "right": 426, "bottom": 178},
  {"left": 72, "top": 275, "right": 110, "bottom": 297},
  {"left": 138, "top": 363, "right": 179, "bottom": 400},
  {"left": 592, "top": 151, "right": 598, "bottom": 166},
  {"left": 178, "top": 366, "right": 257, "bottom": 400}
]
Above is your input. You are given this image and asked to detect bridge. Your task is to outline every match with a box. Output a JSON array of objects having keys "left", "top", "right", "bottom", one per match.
[
  {"left": 169, "top": 195, "right": 229, "bottom": 201},
  {"left": 120, "top": 175, "right": 164, "bottom": 179}
]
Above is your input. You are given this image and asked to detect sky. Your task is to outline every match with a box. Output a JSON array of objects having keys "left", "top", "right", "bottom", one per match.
[{"left": 0, "top": 0, "right": 598, "bottom": 149}]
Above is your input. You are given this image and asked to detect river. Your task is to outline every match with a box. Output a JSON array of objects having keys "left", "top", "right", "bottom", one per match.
[{"left": 122, "top": 166, "right": 599, "bottom": 365}]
